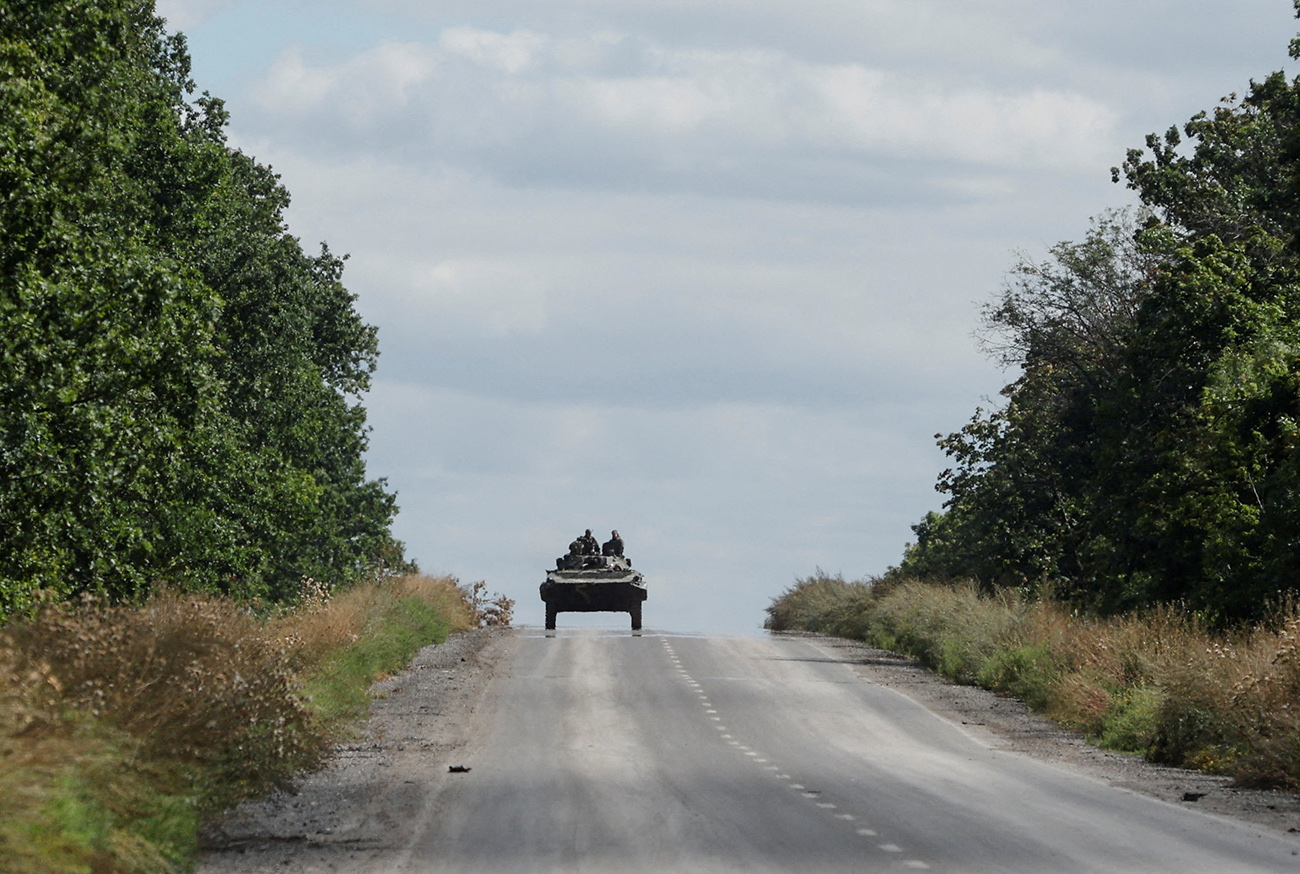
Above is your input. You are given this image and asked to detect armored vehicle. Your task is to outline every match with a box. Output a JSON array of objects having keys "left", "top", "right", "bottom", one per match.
[{"left": 541, "top": 552, "right": 647, "bottom": 630}]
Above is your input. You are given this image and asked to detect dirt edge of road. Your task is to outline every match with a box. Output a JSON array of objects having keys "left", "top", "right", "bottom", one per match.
[
  {"left": 800, "top": 632, "right": 1300, "bottom": 837},
  {"left": 198, "top": 627, "right": 1300, "bottom": 872},
  {"left": 197, "top": 626, "right": 518, "bottom": 874}
]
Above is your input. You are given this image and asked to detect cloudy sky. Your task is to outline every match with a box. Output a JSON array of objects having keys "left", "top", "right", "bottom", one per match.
[{"left": 157, "top": 0, "right": 1297, "bottom": 633}]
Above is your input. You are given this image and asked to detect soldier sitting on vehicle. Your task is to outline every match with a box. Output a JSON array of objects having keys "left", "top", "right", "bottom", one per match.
[
  {"left": 602, "top": 530, "right": 624, "bottom": 557},
  {"left": 567, "top": 529, "right": 599, "bottom": 557}
]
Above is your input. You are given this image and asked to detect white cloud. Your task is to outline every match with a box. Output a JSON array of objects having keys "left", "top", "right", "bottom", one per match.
[
  {"left": 247, "top": 26, "right": 1118, "bottom": 197},
  {"left": 412, "top": 259, "right": 549, "bottom": 337},
  {"left": 439, "top": 26, "right": 547, "bottom": 74},
  {"left": 191, "top": 0, "right": 1295, "bottom": 630},
  {"left": 248, "top": 147, "right": 1016, "bottom": 413},
  {"left": 258, "top": 42, "right": 436, "bottom": 125}
]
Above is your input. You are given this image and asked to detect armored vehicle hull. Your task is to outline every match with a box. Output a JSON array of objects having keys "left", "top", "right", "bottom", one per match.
[{"left": 541, "top": 555, "right": 646, "bottom": 630}]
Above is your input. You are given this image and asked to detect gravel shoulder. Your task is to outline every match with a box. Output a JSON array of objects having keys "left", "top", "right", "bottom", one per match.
[
  {"left": 197, "top": 627, "right": 1300, "bottom": 872},
  {"left": 802, "top": 633, "right": 1300, "bottom": 837},
  {"left": 197, "top": 627, "right": 518, "bottom": 874}
]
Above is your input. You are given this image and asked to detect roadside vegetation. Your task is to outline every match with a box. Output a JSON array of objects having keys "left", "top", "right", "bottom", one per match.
[
  {"left": 0, "top": 574, "right": 514, "bottom": 874},
  {"left": 768, "top": 574, "right": 1300, "bottom": 790},
  {"left": 1, "top": 0, "right": 410, "bottom": 618},
  {"left": 893, "top": 6, "right": 1300, "bottom": 626},
  {"left": 0, "top": 5, "right": 524, "bottom": 872},
  {"left": 767, "top": 8, "right": 1300, "bottom": 795}
]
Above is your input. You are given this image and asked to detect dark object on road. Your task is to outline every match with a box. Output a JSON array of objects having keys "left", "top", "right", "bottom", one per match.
[
  {"left": 449, "top": 765, "right": 471, "bottom": 773},
  {"left": 1182, "top": 792, "right": 1207, "bottom": 802},
  {"left": 542, "top": 538, "right": 646, "bottom": 630}
]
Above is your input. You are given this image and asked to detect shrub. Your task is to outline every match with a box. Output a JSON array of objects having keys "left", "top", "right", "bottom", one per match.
[
  {"left": 978, "top": 642, "right": 1060, "bottom": 710},
  {"left": 766, "top": 574, "right": 1300, "bottom": 789},
  {"left": 463, "top": 580, "right": 516, "bottom": 628},
  {"left": 1098, "top": 686, "right": 1164, "bottom": 752},
  {"left": 0, "top": 572, "right": 477, "bottom": 872},
  {"left": 3, "top": 592, "right": 323, "bottom": 813},
  {"left": 764, "top": 571, "right": 875, "bottom": 634}
]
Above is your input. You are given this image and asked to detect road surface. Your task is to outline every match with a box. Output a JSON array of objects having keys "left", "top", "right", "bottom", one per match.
[{"left": 381, "top": 628, "right": 1300, "bottom": 873}]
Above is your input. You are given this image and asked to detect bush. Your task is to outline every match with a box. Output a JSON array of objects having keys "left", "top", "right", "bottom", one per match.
[
  {"left": 978, "top": 642, "right": 1059, "bottom": 710},
  {"left": 0, "top": 573, "right": 477, "bottom": 872},
  {"left": 463, "top": 580, "right": 516, "bottom": 628},
  {"left": 1098, "top": 686, "right": 1164, "bottom": 752},
  {"left": 764, "top": 571, "right": 876, "bottom": 634},
  {"left": 4, "top": 592, "right": 323, "bottom": 813},
  {"left": 766, "top": 574, "right": 1300, "bottom": 789}
]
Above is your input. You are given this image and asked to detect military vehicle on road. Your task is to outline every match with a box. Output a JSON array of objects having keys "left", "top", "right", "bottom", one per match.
[{"left": 541, "top": 551, "right": 647, "bottom": 630}]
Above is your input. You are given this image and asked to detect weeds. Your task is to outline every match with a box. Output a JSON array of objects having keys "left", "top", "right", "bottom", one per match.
[
  {"left": 463, "top": 580, "right": 516, "bottom": 628},
  {"left": 5, "top": 592, "right": 323, "bottom": 811},
  {"left": 290, "top": 576, "right": 469, "bottom": 728},
  {"left": 764, "top": 570, "right": 875, "bottom": 636},
  {"left": 767, "top": 575, "right": 1300, "bottom": 789},
  {"left": 0, "top": 573, "right": 483, "bottom": 872}
]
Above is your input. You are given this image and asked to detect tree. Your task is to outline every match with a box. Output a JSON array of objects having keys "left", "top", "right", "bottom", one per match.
[
  {"left": 910, "top": 7, "right": 1300, "bottom": 622},
  {"left": 904, "top": 213, "right": 1156, "bottom": 597},
  {"left": 0, "top": 0, "right": 407, "bottom": 613}
]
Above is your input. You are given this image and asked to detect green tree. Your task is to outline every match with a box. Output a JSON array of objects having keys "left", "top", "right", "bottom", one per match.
[
  {"left": 0, "top": 0, "right": 406, "bottom": 613},
  {"left": 911, "top": 6, "right": 1300, "bottom": 621},
  {"left": 902, "top": 213, "right": 1155, "bottom": 597}
]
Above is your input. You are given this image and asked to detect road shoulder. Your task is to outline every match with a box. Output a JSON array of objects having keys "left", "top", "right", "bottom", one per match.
[
  {"left": 799, "top": 633, "right": 1300, "bottom": 837},
  {"left": 197, "top": 627, "right": 519, "bottom": 874},
  {"left": 198, "top": 626, "right": 1300, "bottom": 873}
]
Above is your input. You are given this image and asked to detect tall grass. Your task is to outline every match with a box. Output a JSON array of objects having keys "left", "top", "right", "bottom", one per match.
[
  {"left": 0, "top": 574, "right": 481, "bottom": 873},
  {"left": 767, "top": 575, "right": 1300, "bottom": 789},
  {"left": 287, "top": 575, "right": 476, "bottom": 727}
]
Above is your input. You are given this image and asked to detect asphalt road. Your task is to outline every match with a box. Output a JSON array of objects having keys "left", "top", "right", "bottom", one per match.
[{"left": 384, "top": 628, "right": 1300, "bottom": 874}]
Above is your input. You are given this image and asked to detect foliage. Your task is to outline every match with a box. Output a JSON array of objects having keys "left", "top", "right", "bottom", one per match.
[
  {"left": 898, "top": 212, "right": 1158, "bottom": 597},
  {"left": 0, "top": 575, "right": 475, "bottom": 873},
  {"left": 291, "top": 575, "right": 474, "bottom": 727},
  {"left": 463, "top": 580, "right": 517, "bottom": 628},
  {"left": 763, "top": 570, "right": 876, "bottom": 636},
  {"left": 0, "top": 0, "right": 407, "bottom": 614},
  {"left": 900, "top": 9, "right": 1300, "bottom": 621},
  {"left": 767, "top": 575, "right": 1300, "bottom": 789}
]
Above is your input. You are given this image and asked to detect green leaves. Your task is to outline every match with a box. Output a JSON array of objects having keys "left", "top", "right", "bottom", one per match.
[
  {"left": 0, "top": 2, "right": 406, "bottom": 614},
  {"left": 916, "top": 31, "right": 1300, "bottom": 622}
]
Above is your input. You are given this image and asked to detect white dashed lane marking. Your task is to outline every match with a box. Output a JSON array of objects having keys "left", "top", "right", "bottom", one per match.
[{"left": 665, "top": 638, "right": 931, "bottom": 871}]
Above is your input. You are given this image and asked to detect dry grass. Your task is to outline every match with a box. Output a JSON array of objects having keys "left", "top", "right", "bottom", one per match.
[
  {"left": 399, "top": 574, "right": 478, "bottom": 629},
  {"left": 764, "top": 571, "right": 876, "bottom": 635},
  {"left": 462, "top": 580, "right": 515, "bottom": 628},
  {"left": 276, "top": 575, "right": 478, "bottom": 671},
  {"left": 0, "top": 572, "right": 480, "bottom": 873},
  {"left": 286, "top": 574, "right": 479, "bottom": 728},
  {"left": 5, "top": 592, "right": 323, "bottom": 803},
  {"left": 767, "top": 576, "right": 1300, "bottom": 789}
]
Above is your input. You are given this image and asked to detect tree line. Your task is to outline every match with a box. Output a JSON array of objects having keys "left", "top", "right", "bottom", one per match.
[
  {"left": 0, "top": 0, "right": 408, "bottom": 616},
  {"left": 898, "top": 5, "right": 1300, "bottom": 624}
]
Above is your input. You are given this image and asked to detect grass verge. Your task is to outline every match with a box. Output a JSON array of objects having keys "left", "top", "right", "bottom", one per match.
[
  {"left": 0, "top": 574, "right": 488, "bottom": 873},
  {"left": 767, "top": 573, "right": 1300, "bottom": 790}
]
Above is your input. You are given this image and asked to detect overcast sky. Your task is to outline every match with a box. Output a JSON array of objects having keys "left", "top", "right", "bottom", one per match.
[{"left": 157, "top": 0, "right": 1298, "bottom": 633}]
